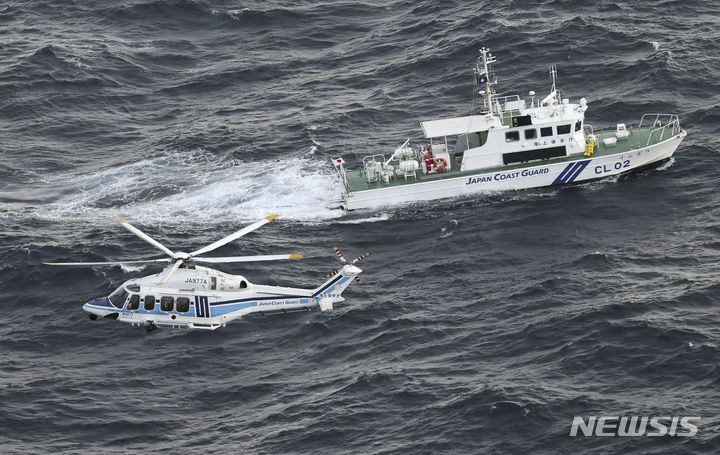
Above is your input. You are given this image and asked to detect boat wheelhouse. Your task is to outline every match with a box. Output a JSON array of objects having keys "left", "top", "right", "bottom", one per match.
[{"left": 332, "top": 48, "right": 686, "bottom": 210}]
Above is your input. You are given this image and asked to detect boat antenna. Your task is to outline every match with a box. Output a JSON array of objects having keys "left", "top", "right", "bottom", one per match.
[
  {"left": 550, "top": 64, "right": 557, "bottom": 93},
  {"left": 475, "top": 47, "right": 497, "bottom": 115},
  {"left": 549, "top": 64, "right": 562, "bottom": 102}
]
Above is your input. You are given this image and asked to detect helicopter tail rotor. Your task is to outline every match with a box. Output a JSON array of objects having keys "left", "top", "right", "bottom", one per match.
[
  {"left": 324, "top": 246, "right": 371, "bottom": 285},
  {"left": 350, "top": 251, "right": 372, "bottom": 264},
  {"left": 323, "top": 268, "right": 342, "bottom": 279},
  {"left": 333, "top": 245, "right": 348, "bottom": 264}
]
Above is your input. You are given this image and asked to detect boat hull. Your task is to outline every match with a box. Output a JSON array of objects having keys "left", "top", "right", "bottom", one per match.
[{"left": 341, "top": 133, "right": 684, "bottom": 210}]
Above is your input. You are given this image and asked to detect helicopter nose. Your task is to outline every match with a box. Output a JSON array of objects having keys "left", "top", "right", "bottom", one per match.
[
  {"left": 83, "top": 297, "right": 112, "bottom": 312},
  {"left": 84, "top": 297, "right": 113, "bottom": 321}
]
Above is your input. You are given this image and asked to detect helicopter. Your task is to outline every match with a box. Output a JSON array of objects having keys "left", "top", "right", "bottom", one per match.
[{"left": 45, "top": 215, "right": 369, "bottom": 332}]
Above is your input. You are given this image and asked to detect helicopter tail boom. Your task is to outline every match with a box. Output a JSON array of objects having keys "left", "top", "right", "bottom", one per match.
[{"left": 313, "top": 264, "right": 362, "bottom": 311}]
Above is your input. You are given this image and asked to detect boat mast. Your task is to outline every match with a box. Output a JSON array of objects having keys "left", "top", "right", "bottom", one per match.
[
  {"left": 549, "top": 64, "right": 561, "bottom": 103},
  {"left": 475, "top": 47, "right": 497, "bottom": 115}
]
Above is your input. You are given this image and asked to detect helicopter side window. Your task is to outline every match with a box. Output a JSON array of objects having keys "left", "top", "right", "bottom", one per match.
[
  {"left": 127, "top": 294, "right": 140, "bottom": 311},
  {"left": 144, "top": 295, "right": 156, "bottom": 311},
  {"left": 160, "top": 296, "right": 174, "bottom": 312},
  {"left": 109, "top": 288, "right": 129, "bottom": 309},
  {"left": 176, "top": 297, "right": 190, "bottom": 313},
  {"left": 211, "top": 277, "right": 217, "bottom": 290}
]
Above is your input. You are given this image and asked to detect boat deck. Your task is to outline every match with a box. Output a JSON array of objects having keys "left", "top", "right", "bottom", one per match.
[{"left": 344, "top": 126, "right": 673, "bottom": 193}]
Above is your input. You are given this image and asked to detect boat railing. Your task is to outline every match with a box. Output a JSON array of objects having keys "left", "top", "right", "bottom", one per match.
[
  {"left": 495, "top": 94, "right": 523, "bottom": 112},
  {"left": 331, "top": 158, "right": 351, "bottom": 192},
  {"left": 362, "top": 154, "right": 387, "bottom": 183},
  {"left": 639, "top": 114, "right": 681, "bottom": 146}
]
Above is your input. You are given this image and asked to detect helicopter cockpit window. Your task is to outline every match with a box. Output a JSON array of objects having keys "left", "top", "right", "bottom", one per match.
[
  {"left": 144, "top": 295, "right": 156, "bottom": 311},
  {"left": 160, "top": 296, "right": 174, "bottom": 312},
  {"left": 176, "top": 297, "right": 190, "bottom": 313},
  {"left": 109, "top": 287, "right": 129, "bottom": 309},
  {"left": 127, "top": 294, "right": 140, "bottom": 311}
]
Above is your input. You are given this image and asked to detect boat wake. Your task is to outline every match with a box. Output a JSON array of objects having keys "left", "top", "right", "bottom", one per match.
[{"left": 35, "top": 148, "right": 345, "bottom": 224}]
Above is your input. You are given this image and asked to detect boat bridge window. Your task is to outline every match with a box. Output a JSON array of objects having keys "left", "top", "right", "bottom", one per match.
[
  {"left": 503, "top": 146, "right": 566, "bottom": 165},
  {"left": 160, "top": 296, "right": 174, "bottom": 312},
  {"left": 144, "top": 295, "right": 155, "bottom": 311},
  {"left": 176, "top": 297, "right": 190, "bottom": 313},
  {"left": 511, "top": 115, "right": 532, "bottom": 127},
  {"left": 575, "top": 121, "right": 582, "bottom": 132},
  {"left": 127, "top": 294, "right": 140, "bottom": 310},
  {"left": 524, "top": 129, "right": 537, "bottom": 139},
  {"left": 505, "top": 131, "right": 520, "bottom": 142},
  {"left": 127, "top": 284, "right": 140, "bottom": 292},
  {"left": 109, "top": 287, "right": 128, "bottom": 309},
  {"left": 540, "top": 126, "right": 553, "bottom": 137},
  {"left": 557, "top": 124, "right": 571, "bottom": 135}
]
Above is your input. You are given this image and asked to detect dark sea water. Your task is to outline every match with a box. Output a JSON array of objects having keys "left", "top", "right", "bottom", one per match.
[{"left": 1, "top": 1, "right": 719, "bottom": 453}]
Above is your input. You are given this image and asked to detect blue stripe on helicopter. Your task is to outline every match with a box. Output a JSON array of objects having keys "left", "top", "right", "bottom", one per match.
[
  {"left": 210, "top": 302, "right": 257, "bottom": 317},
  {"left": 209, "top": 298, "right": 314, "bottom": 317},
  {"left": 194, "top": 296, "right": 210, "bottom": 318},
  {"left": 208, "top": 274, "right": 346, "bottom": 307},
  {"left": 552, "top": 160, "right": 590, "bottom": 185}
]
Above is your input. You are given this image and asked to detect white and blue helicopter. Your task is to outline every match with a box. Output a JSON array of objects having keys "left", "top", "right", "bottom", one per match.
[{"left": 45, "top": 215, "right": 369, "bottom": 332}]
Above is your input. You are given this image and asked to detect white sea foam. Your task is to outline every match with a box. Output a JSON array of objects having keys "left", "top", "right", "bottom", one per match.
[
  {"left": 38, "top": 149, "right": 345, "bottom": 225},
  {"left": 335, "top": 213, "right": 391, "bottom": 224},
  {"left": 439, "top": 219, "right": 458, "bottom": 238},
  {"left": 119, "top": 263, "right": 150, "bottom": 272},
  {"left": 656, "top": 156, "right": 675, "bottom": 171},
  {"left": 211, "top": 8, "right": 251, "bottom": 20}
]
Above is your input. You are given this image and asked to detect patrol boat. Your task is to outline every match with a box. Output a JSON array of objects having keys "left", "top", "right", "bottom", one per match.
[{"left": 332, "top": 48, "right": 686, "bottom": 210}]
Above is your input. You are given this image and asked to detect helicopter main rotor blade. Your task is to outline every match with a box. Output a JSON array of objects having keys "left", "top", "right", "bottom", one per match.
[
  {"left": 193, "top": 254, "right": 303, "bottom": 263},
  {"left": 156, "top": 260, "right": 183, "bottom": 285},
  {"left": 44, "top": 258, "right": 171, "bottom": 266},
  {"left": 119, "top": 219, "right": 175, "bottom": 257},
  {"left": 188, "top": 215, "right": 280, "bottom": 257}
]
